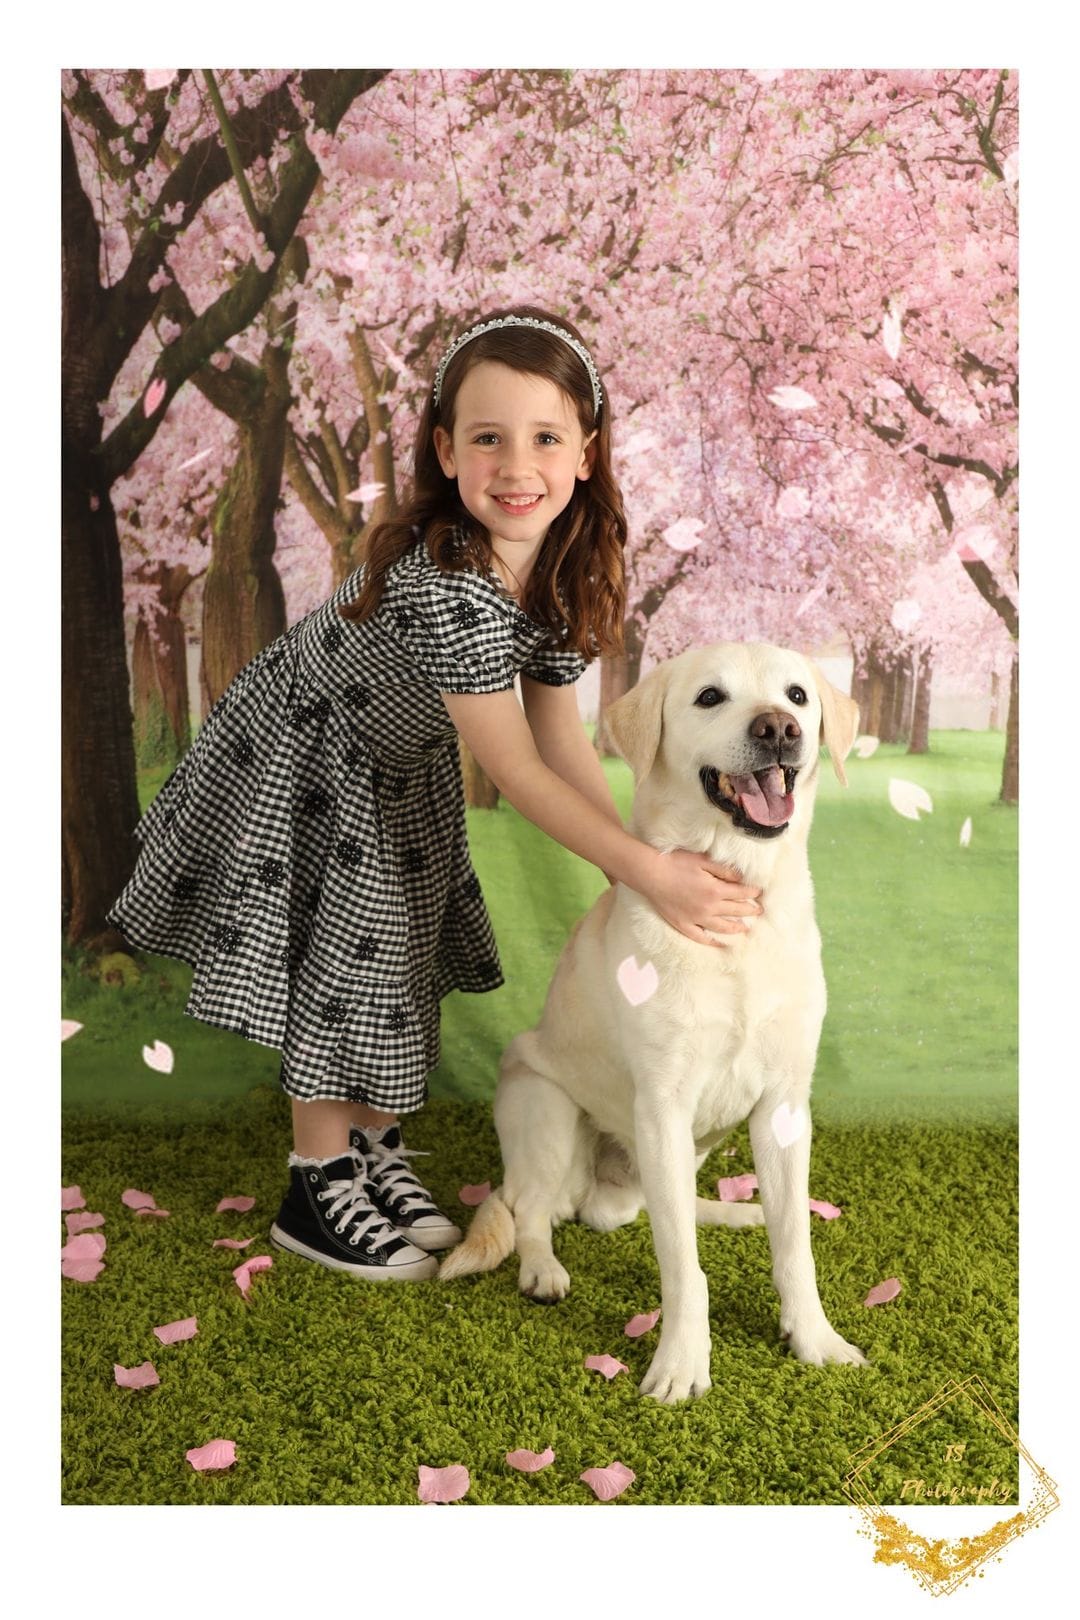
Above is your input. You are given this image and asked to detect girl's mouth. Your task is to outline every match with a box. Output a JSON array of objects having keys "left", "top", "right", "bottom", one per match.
[{"left": 493, "top": 494, "right": 543, "bottom": 514}]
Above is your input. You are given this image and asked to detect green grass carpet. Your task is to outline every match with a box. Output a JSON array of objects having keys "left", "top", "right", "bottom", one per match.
[{"left": 61, "top": 1092, "right": 1017, "bottom": 1506}]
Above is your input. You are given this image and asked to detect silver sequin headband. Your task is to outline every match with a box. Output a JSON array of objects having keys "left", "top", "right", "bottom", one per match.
[{"left": 432, "top": 315, "right": 603, "bottom": 420}]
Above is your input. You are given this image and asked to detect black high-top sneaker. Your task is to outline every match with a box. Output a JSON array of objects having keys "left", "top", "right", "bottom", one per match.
[
  {"left": 350, "top": 1126, "right": 463, "bottom": 1252},
  {"left": 270, "top": 1151, "right": 437, "bottom": 1279}
]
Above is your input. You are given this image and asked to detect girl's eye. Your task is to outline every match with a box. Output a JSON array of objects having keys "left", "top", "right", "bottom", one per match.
[
  {"left": 474, "top": 433, "right": 499, "bottom": 445},
  {"left": 537, "top": 433, "right": 560, "bottom": 446}
]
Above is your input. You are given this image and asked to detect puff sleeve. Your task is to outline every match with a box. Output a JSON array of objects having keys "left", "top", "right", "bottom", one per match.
[
  {"left": 519, "top": 634, "right": 588, "bottom": 687},
  {"left": 375, "top": 546, "right": 518, "bottom": 695}
]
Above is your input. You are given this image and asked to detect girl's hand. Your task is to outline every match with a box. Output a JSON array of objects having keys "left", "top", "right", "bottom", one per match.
[{"left": 636, "top": 847, "right": 763, "bottom": 947}]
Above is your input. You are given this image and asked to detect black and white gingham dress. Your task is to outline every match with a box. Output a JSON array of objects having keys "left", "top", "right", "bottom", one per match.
[{"left": 107, "top": 530, "right": 586, "bottom": 1110}]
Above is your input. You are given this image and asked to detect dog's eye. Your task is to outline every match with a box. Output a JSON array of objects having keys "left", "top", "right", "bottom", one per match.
[
  {"left": 787, "top": 686, "right": 808, "bottom": 706},
  {"left": 695, "top": 687, "right": 727, "bottom": 708}
]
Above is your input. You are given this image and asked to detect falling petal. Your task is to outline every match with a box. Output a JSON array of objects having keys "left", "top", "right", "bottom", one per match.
[
  {"left": 345, "top": 481, "right": 387, "bottom": 503},
  {"left": 142, "top": 1040, "right": 174, "bottom": 1074},
  {"left": 580, "top": 1461, "right": 636, "bottom": 1501},
  {"left": 889, "top": 778, "right": 934, "bottom": 821},
  {"left": 417, "top": 1464, "right": 470, "bottom": 1503},
  {"left": 882, "top": 307, "right": 903, "bottom": 361},
  {"left": 793, "top": 578, "right": 828, "bottom": 620},
  {"left": 135, "top": 1207, "right": 170, "bottom": 1218},
  {"left": 61, "top": 1232, "right": 106, "bottom": 1261},
  {"left": 624, "top": 1310, "right": 660, "bottom": 1338},
  {"left": 154, "top": 1316, "right": 198, "bottom": 1345},
  {"left": 584, "top": 1354, "right": 628, "bottom": 1380},
  {"left": 661, "top": 517, "right": 705, "bottom": 552},
  {"left": 213, "top": 1237, "right": 255, "bottom": 1251},
  {"left": 775, "top": 485, "right": 811, "bottom": 520},
  {"left": 233, "top": 1254, "right": 273, "bottom": 1298},
  {"left": 809, "top": 1198, "right": 843, "bottom": 1220},
  {"left": 616, "top": 955, "right": 659, "bottom": 1007},
  {"left": 770, "top": 1102, "right": 807, "bottom": 1148},
  {"left": 122, "top": 1189, "right": 157, "bottom": 1211},
  {"left": 864, "top": 1277, "right": 902, "bottom": 1308},
  {"left": 143, "top": 377, "right": 167, "bottom": 417},
  {"left": 960, "top": 817, "right": 973, "bottom": 847},
  {"left": 853, "top": 736, "right": 880, "bottom": 759},
  {"left": 61, "top": 1186, "right": 85, "bottom": 1211},
  {"left": 505, "top": 1447, "right": 555, "bottom": 1473},
  {"left": 186, "top": 1439, "right": 236, "bottom": 1472},
  {"left": 953, "top": 524, "right": 998, "bottom": 564},
  {"left": 61, "top": 1020, "right": 83, "bottom": 1042},
  {"left": 717, "top": 1174, "right": 759, "bottom": 1202},
  {"left": 114, "top": 1361, "right": 159, "bottom": 1390},
  {"left": 721, "top": 1147, "right": 737, "bottom": 1156},
  {"left": 216, "top": 1195, "right": 256, "bottom": 1214},
  {"left": 177, "top": 448, "right": 214, "bottom": 472},
  {"left": 62, "top": 1258, "right": 104, "bottom": 1282},
  {"left": 66, "top": 1211, "right": 105, "bottom": 1235},
  {"left": 458, "top": 1183, "right": 491, "bottom": 1206},
  {"left": 144, "top": 70, "right": 178, "bottom": 91},
  {"left": 890, "top": 598, "right": 922, "bottom": 635},
  {"left": 767, "top": 385, "right": 818, "bottom": 411}
]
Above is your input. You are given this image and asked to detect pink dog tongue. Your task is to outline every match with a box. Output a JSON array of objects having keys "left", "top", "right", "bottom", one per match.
[{"left": 732, "top": 766, "right": 792, "bottom": 827}]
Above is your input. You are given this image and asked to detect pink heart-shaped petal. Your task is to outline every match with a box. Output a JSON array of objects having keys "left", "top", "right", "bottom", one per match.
[
  {"left": 61, "top": 1231, "right": 106, "bottom": 1261},
  {"left": 142, "top": 1039, "right": 175, "bottom": 1074},
  {"left": 716, "top": 1174, "right": 758, "bottom": 1202},
  {"left": 144, "top": 70, "right": 178, "bottom": 91},
  {"left": 505, "top": 1447, "right": 555, "bottom": 1473},
  {"left": 417, "top": 1464, "right": 470, "bottom": 1503},
  {"left": 143, "top": 377, "right": 168, "bottom": 417},
  {"left": 65, "top": 1211, "right": 105, "bottom": 1235},
  {"left": 616, "top": 955, "right": 659, "bottom": 1006},
  {"left": 213, "top": 1237, "right": 255, "bottom": 1250},
  {"left": 458, "top": 1183, "right": 490, "bottom": 1206},
  {"left": 186, "top": 1439, "right": 236, "bottom": 1471},
  {"left": 216, "top": 1195, "right": 256, "bottom": 1214},
  {"left": 61, "top": 1020, "right": 83, "bottom": 1042},
  {"left": 580, "top": 1461, "right": 636, "bottom": 1501},
  {"left": 770, "top": 1102, "right": 807, "bottom": 1149},
  {"left": 864, "top": 1277, "right": 902, "bottom": 1308},
  {"left": 623, "top": 1310, "right": 661, "bottom": 1338},
  {"left": 61, "top": 1186, "right": 85, "bottom": 1211},
  {"left": 135, "top": 1207, "right": 171, "bottom": 1218},
  {"left": 808, "top": 1198, "right": 843, "bottom": 1220},
  {"left": 62, "top": 1258, "right": 104, "bottom": 1282},
  {"left": 345, "top": 481, "right": 387, "bottom": 503},
  {"left": 114, "top": 1360, "right": 160, "bottom": 1390},
  {"left": 233, "top": 1254, "right": 273, "bottom": 1297},
  {"left": 584, "top": 1354, "right": 628, "bottom": 1380},
  {"left": 154, "top": 1316, "right": 198, "bottom": 1345},
  {"left": 122, "top": 1188, "right": 157, "bottom": 1211}
]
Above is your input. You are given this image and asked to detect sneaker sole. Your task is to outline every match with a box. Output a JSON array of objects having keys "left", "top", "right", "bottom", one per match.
[
  {"left": 405, "top": 1225, "right": 464, "bottom": 1252},
  {"left": 269, "top": 1224, "right": 438, "bottom": 1280}
]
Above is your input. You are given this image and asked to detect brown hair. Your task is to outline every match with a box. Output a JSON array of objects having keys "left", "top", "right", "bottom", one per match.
[{"left": 338, "top": 303, "right": 627, "bottom": 659}]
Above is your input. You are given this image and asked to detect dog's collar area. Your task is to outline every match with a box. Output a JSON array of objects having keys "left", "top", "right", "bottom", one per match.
[{"left": 699, "top": 764, "right": 795, "bottom": 838}]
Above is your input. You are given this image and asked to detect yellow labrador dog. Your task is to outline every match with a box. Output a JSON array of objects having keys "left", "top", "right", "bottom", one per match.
[{"left": 439, "top": 643, "right": 869, "bottom": 1402}]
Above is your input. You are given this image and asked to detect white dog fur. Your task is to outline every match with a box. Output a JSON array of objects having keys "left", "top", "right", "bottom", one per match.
[{"left": 439, "top": 642, "right": 870, "bottom": 1403}]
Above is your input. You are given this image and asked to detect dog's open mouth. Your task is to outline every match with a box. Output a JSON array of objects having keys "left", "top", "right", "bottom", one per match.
[{"left": 700, "top": 764, "right": 798, "bottom": 839}]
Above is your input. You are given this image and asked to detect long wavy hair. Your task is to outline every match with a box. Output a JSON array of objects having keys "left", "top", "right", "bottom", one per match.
[{"left": 338, "top": 304, "right": 627, "bottom": 659}]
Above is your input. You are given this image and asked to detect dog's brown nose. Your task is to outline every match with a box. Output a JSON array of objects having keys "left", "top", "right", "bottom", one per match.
[{"left": 749, "top": 709, "right": 802, "bottom": 747}]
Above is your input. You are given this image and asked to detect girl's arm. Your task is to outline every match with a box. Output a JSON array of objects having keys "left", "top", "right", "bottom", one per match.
[
  {"left": 442, "top": 688, "right": 761, "bottom": 947},
  {"left": 520, "top": 676, "right": 622, "bottom": 881}
]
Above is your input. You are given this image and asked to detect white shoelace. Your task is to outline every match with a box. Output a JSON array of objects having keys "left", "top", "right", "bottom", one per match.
[
  {"left": 369, "top": 1145, "right": 437, "bottom": 1216},
  {"left": 318, "top": 1175, "right": 398, "bottom": 1249}
]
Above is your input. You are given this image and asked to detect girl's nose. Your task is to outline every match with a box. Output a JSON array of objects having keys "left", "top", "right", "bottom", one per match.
[{"left": 499, "top": 440, "right": 533, "bottom": 474}]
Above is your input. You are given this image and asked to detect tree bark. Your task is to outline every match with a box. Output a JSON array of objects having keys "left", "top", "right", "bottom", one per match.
[
  {"left": 459, "top": 734, "right": 500, "bottom": 810},
  {"left": 908, "top": 644, "right": 933, "bottom": 755},
  {"left": 132, "top": 562, "right": 193, "bottom": 769},
  {"left": 1000, "top": 651, "right": 1018, "bottom": 804}
]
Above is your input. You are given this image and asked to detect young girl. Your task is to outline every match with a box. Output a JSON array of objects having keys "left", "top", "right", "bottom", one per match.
[{"left": 108, "top": 304, "right": 762, "bottom": 1282}]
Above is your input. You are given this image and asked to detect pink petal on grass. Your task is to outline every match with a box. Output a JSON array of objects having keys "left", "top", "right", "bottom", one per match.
[
  {"left": 61, "top": 1186, "right": 85, "bottom": 1211},
  {"left": 809, "top": 1198, "right": 843, "bottom": 1220},
  {"left": 580, "top": 1461, "right": 636, "bottom": 1501},
  {"left": 417, "top": 1464, "right": 470, "bottom": 1503},
  {"left": 233, "top": 1254, "right": 273, "bottom": 1297},
  {"left": 458, "top": 1183, "right": 490, "bottom": 1206},
  {"left": 186, "top": 1439, "right": 236, "bottom": 1472},
  {"left": 142, "top": 1040, "right": 174, "bottom": 1074},
  {"left": 154, "top": 1316, "right": 198, "bottom": 1345},
  {"left": 66, "top": 1211, "right": 105, "bottom": 1235},
  {"left": 135, "top": 1207, "right": 170, "bottom": 1218},
  {"left": 122, "top": 1188, "right": 158, "bottom": 1211},
  {"left": 143, "top": 377, "right": 167, "bottom": 417},
  {"left": 61, "top": 1020, "right": 83, "bottom": 1041},
  {"left": 864, "top": 1277, "right": 902, "bottom": 1308},
  {"left": 505, "top": 1447, "right": 555, "bottom": 1473},
  {"left": 61, "top": 1232, "right": 106, "bottom": 1261},
  {"left": 62, "top": 1258, "right": 104, "bottom": 1282},
  {"left": 114, "top": 1361, "right": 159, "bottom": 1390},
  {"left": 584, "top": 1354, "right": 628, "bottom": 1380},
  {"left": 717, "top": 1174, "right": 758, "bottom": 1202},
  {"left": 216, "top": 1195, "right": 256, "bottom": 1214},
  {"left": 624, "top": 1310, "right": 660, "bottom": 1338},
  {"left": 213, "top": 1237, "right": 255, "bottom": 1251}
]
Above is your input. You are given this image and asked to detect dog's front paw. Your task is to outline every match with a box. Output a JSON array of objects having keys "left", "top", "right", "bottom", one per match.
[
  {"left": 781, "top": 1319, "right": 869, "bottom": 1368},
  {"left": 639, "top": 1331, "right": 712, "bottom": 1403},
  {"left": 519, "top": 1256, "right": 570, "bottom": 1304}
]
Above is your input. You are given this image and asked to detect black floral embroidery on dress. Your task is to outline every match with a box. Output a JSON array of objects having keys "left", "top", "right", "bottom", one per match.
[
  {"left": 513, "top": 610, "right": 533, "bottom": 635},
  {"left": 342, "top": 683, "right": 371, "bottom": 709},
  {"left": 266, "top": 648, "right": 285, "bottom": 667},
  {"left": 232, "top": 736, "right": 255, "bottom": 766},
  {"left": 387, "top": 1007, "right": 408, "bottom": 1032},
  {"left": 523, "top": 665, "right": 569, "bottom": 687},
  {"left": 302, "top": 787, "right": 332, "bottom": 816},
  {"left": 459, "top": 874, "right": 482, "bottom": 900},
  {"left": 258, "top": 859, "right": 285, "bottom": 888},
  {"left": 370, "top": 770, "right": 382, "bottom": 796},
  {"left": 174, "top": 873, "right": 199, "bottom": 901},
  {"left": 163, "top": 808, "right": 177, "bottom": 826},
  {"left": 336, "top": 837, "right": 364, "bottom": 867},
  {"left": 348, "top": 1087, "right": 366, "bottom": 1104},
  {"left": 322, "top": 625, "right": 344, "bottom": 653},
  {"left": 403, "top": 847, "right": 426, "bottom": 874},
  {"left": 394, "top": 607, "right": 411, "bottom": 631},
  {"left": 355, "top": 934, "right": 378, "bottom": 961},
  {"left": 390, "top": 773, "right": 407, "bottom": 799},
  {"left": 213, "top": 924, "right": 241, "bottom": 952},
  {"left": 451, "top": 600, "right": 483, "bottom": 630},
  {"left": 343, "top": 744, "right": 362, "bottom": 769},
  {"left": 288, "top": 695, "right": 332, "bottom": 729},
  {"left": 321, "top": 999, "right": 348, "bottom": 1026}
]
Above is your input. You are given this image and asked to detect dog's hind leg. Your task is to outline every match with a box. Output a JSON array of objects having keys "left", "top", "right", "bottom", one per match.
[{"left": 578, "top": 1135, "right": 643, "bottom": 1231}]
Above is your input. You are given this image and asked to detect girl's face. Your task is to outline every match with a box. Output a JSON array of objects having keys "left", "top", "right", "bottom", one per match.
[{"left": 433, "top": 361, "right": 596, "bottom": 554}]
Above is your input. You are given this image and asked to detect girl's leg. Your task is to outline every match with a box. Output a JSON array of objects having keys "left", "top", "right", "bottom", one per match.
[{"left": 290, "top": 1097, "right": 368, "bottom": 1158}]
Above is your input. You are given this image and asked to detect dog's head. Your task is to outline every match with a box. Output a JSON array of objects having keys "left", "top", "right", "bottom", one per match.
[{"left": 604, "top": 643, "right": 860, "bottom": 842}]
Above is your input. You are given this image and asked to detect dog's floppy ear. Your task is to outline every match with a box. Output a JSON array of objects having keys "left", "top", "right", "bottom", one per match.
[
  {"left": 604, "top": 666, "right": 667, "bottom": 786},
  {"left": 811, "top": 663, "right": 861, "bottom": 787}
]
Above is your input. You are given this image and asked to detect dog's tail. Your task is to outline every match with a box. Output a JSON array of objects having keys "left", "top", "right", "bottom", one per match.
[{"left": 437, "top": 1188, "right": 515, "bottom": 1280}]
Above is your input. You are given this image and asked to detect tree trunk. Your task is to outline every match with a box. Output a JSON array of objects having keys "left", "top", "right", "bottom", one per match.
[
  {"left": 459, "top": 734, "right": 500, "bottom": 809},
  {"left": 865, "top": 646, "right": 887, "bottom": 740},
  {"left": 851, "top": 660, "right": 871, "bottom": 735},
  {"left": 908, "top": 645, "right": 933, "bottom": 755},
  {"left": 878, "top": 658, "right": 900, "bottom": 744},
  {"left": 132, "top": 562, "right": 193, "bottom": 769},
  {"left": 1000, "top": 651, "right": 1018, "bottom": 804},
  {"left": 900, "top": 651, "right": 917, "bottom": 740}
]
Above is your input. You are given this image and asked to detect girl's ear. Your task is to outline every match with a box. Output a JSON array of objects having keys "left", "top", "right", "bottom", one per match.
[
  {"left": 433, "top": 425, "right": 456, "bottom": 478},
  {"left": 577, "top": 431, "right": 598, "bottom": 481}
]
